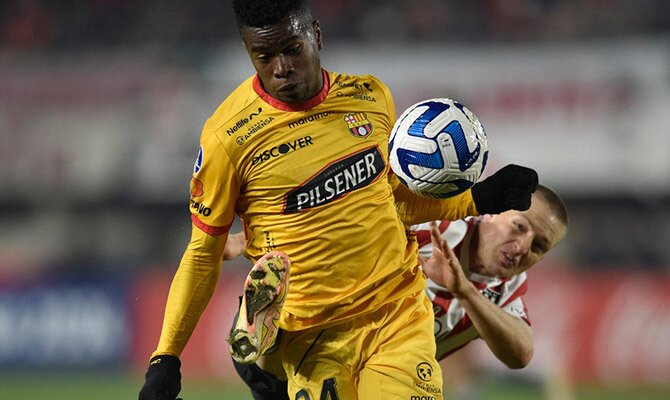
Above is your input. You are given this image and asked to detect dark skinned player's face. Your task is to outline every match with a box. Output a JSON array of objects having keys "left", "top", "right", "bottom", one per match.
[{"left": 241, "top": 14, "right": 323, "bottom": 104}]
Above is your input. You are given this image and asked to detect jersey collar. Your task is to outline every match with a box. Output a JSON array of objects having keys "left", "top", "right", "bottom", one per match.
[
  {"left": 468, "top": 272, "right": 503, "bottom": 287},
  {"left": 253, "top": 68, "right": 330, "bottom": 112}
]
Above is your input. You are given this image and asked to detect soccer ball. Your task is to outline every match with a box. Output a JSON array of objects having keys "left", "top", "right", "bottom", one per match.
[{"left": 389, "top": 98, "right": 489, "bottom": 198}]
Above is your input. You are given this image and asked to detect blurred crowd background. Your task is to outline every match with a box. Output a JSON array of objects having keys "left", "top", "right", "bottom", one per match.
[
  {"left": 1, "top": 0, "right": 669, "bottom": 49},
  {"left": 1, "top": 0, "right": 669, "bottom": 399}
]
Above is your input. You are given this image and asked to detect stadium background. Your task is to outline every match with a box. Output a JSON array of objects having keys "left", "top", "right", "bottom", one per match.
[{"left": 0, "top": 0, "right": 669, "bottom": 399}]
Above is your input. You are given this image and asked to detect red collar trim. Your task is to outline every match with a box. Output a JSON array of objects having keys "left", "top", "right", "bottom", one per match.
[{"left": 253, "top": 69, "right": 329, "bottom": 111}]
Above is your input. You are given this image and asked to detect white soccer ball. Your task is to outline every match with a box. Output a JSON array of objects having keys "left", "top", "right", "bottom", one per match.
[{"left": 389, "top": 98, "right": 489, "bottom": 198}]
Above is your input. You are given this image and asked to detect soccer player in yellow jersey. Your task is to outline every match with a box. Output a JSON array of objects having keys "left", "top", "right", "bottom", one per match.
[{"left": 138, "top": 1, "right": 539, "bottom": 399}]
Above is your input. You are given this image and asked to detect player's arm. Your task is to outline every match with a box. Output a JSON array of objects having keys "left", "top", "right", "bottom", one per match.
[
  {"left": 153, "top": 131, "right": 239, "bottom": 357},
  {"left": 153, "top": 224, "right": 227, "bottom": 357},
  {"left": 141, "top": 121, "right": 240, "bottom": 400},
  {"left": 391, "top": 164, "right": 539, "bottom": 226},
  {"left": 139, "top": 224, "right": 227, "bottom": 399},
  {"left": 421, "top": 223, "right": 533, "bottom": 369},
  {"left": 391, "top": 173, "right": 477, "bottom": 225}
]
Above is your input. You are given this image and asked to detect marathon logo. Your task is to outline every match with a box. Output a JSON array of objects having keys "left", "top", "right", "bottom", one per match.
[
  {"left": 288, "top": 111, "right": 333, "bottom": 129},
  {"left": 226, "top": 107, "right": 263, "bottom": 136},
  {"left": 283, "top": 146, "right": 385, "bottom": 213},
  {"left": 252, "top": 136, "right": 313, "bottom": 166}
]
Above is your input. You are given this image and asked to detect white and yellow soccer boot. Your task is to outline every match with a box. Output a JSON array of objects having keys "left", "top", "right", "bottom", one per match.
[{"left": 228, "top": 251, "right": 290, "bottom": 364}]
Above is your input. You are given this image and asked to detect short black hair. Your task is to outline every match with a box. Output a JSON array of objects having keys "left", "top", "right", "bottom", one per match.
[
  {"left": 535, "top": 184, "right": 569, "bottom": 229},
  {"left": 231, "top": 0, "right": 312, "bottom": 32}
]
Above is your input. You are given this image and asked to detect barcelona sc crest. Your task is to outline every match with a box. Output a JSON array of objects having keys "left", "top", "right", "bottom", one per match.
[{"left": 344, "top": 112, "right": 373, "bottom": 138}]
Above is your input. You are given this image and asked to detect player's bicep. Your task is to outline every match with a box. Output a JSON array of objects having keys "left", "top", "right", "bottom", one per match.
[{"left": 189, "top": 132, "right": 241, "bottom": 236}]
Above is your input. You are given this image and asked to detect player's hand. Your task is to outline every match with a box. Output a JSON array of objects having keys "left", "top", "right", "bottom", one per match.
[
  {"left": 223, "top": 231, "right": 246, "bottom": 260},
  {"left": 471, "top": 164, "right": 538, "bottom": 214},
  {"left": 138, "top": 355, "right": 182, "bottom": 400},
  {"left": 419, "top": 222, "right": 470, "bottom": 296}
]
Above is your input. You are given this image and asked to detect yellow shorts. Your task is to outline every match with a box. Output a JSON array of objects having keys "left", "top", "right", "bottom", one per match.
[{"left": 280, "top": 291, "right": 443, "bottom": 400}]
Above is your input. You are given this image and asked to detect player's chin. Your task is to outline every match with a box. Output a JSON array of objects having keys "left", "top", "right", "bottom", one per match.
[
  {"left": 494, "top": 264, "right": 516, "bottom": 278},
  {"left": 495, "top": 256, "right": 515, "bottom": 275},
  {"left": 277, "top": 93, "right": 305, "bottom": 104},
  {"left": 504, "top": 265, "right": 523, "bottom": 278},
  {"left": 498, "top": 271, "right": 515, "bottom": 279}
]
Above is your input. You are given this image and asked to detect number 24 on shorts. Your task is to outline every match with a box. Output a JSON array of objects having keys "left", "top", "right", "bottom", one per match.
[{"left": 294, "top": 378, "right": 339, "bottom": 400}]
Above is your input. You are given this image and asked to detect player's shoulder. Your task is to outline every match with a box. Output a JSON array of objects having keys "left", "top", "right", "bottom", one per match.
[
  {"left": 203, "top": 75, "right": 265, "bottom": 142},
  {"left": 327, "top": 70, "right": 393, "bottom": 101}
]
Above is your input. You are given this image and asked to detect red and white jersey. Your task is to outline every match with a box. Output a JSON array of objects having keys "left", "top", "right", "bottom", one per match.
[{"left": 412, "top": 219, "right": 531, "bottom": 361}]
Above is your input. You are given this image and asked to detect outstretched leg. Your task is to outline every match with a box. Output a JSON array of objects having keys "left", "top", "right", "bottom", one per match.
[{"left": 229, "top": 251, "right": 290, "bottom": 364}]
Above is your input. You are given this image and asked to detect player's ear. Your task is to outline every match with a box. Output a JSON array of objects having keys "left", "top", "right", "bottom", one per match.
[{"left": 312, "top": 19, "right": 323, "bottom": 50}]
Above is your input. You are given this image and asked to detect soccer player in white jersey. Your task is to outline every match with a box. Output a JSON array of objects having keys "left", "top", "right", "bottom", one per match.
[
  {"left": 418, "top": 183, "right": 568, "bottom": 367},
  {"left": 227, "top": 184, "right": 568, "bottom": 399}
]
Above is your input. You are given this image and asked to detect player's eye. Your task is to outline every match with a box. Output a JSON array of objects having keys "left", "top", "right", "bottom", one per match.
[
  {"left": 286, "top": 44, "right": 301, "bottom": 54},
  {"left": 256, "top": 54, "right": 272, "bottom": 63},
  {"left": 531, "top": 241, "right": 547, "bottom": 254}
]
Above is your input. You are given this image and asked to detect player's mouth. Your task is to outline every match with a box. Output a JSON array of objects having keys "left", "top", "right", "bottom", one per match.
[
  {"left": 277, "top": 81, "right": 301, "bottom": 93},
  {"left": 500, "top": 252, "right": 516, "bottom": 269}
]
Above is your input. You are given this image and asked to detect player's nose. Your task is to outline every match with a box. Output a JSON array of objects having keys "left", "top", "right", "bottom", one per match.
[
  {"left": 273, "top": 54, "right": 294, "bottom": 78},
  {"left": 514, "top": 236, "right": 531, "bottom": 255}
]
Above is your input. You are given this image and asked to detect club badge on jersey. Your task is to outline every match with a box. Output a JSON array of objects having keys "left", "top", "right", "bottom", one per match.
[{"left": 344, "top": 112, "right": 373, "bottom": 138}]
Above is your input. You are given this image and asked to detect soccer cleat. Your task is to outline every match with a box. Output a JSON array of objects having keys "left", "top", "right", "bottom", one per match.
[{"left": 228, "top": 251, "right": 290, "bottom": 364}]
